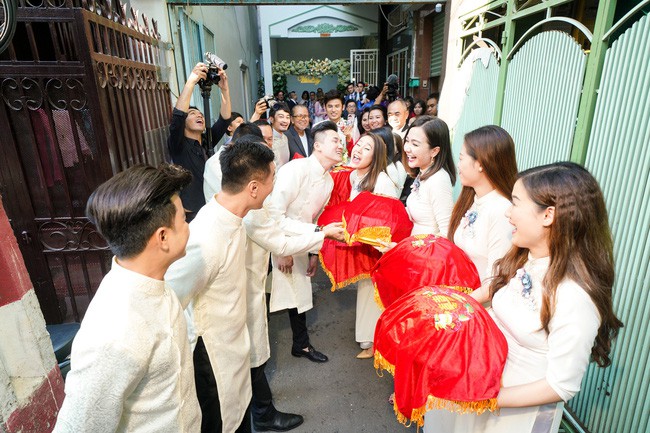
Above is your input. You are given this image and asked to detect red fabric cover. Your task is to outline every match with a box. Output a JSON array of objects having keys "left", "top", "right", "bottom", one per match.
[
  {"left": 371, "top": 234, "right": 480, "bottom": 309},
  {"left": 326, "top": 167, "right": 353, "bottom": 208},
  {"left": 292, "top": 152, "right": 305, "bottom": 160},
  {"left": 346, "top": 137, "right": 355, "bottom": 155},
  {"left": 318, "top": 168, "right": 381, "bottom": 291},
  {"left": 319, "top": 239, "right": 381, "bottom": 291},
  {"left": 342, "top": 191, "right": 413, "bottom": 247},
  {"left": 374, "top": 286, "right": 507, "bottom": 426}
]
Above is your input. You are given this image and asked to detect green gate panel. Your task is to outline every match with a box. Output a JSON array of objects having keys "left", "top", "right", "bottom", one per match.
[
  {"left": 451, "top": 53, "right": 499, "bottom": 198},
  {"left": 571, "top": 12, "right": 650, "bottom": 433},
  {"left": 430, "top": 12, "right": 445, "bottom": 77},
  {"left": 501, "top": 31, "right": 587, "bottom": 171}
]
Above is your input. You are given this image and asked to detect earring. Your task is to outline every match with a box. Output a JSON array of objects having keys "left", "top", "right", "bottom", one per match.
[{"left": 479, "top": 167, "right": 483, "bottom": 172}]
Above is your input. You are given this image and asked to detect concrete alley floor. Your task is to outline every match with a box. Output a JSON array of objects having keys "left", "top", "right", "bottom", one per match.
[{"left": 263, "top": 268, "right": 417, "bottom": 433}]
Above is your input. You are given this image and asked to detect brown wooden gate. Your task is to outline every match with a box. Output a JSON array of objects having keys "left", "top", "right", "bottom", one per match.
[{"left": 0, "top": 0, "right": 172, "bottom": 324}]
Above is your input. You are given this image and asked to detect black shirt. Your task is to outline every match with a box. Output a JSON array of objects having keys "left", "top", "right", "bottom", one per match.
[
  {"left": 167, "top": 108, "right": 207, "bottom": 220},
  {"left": 211, "top": 115, "right": 229, "bottom": 146}
]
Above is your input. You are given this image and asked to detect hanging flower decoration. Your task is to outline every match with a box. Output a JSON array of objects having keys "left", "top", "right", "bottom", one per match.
[{"left": 272, "top": 58, "right": 351, "bottom": 88}]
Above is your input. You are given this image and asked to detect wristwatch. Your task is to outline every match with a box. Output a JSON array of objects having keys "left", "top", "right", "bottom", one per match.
[{"left": 314, "top": 225, "right": 322, "bottom": 232}]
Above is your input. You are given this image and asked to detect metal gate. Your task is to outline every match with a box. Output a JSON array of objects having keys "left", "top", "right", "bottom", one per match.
[
  {"left": 501, "top": 30, "right": 588, "bottom": 171},
  {"left": 570, "top": 10, "right": 650, "bottom": 433},
  {"left": 349, "top": 48, "right": 378, "bottom": 86},
  {"left": 0, "top": 0, "right": 172, "bottom": 324}
]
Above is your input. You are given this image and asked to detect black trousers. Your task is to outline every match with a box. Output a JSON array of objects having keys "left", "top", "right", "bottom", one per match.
[
  {"left": 194, "top": 337, "right": 252, "bottom": 433},
  {"left": 287, "top": 308, "right": 310, "bottom": 351},
  {"left": 250, "top": 363, "right": 276, "bottom": 422}
]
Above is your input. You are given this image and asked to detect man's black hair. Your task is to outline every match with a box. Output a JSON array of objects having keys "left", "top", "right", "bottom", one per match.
[
  {"left": 323, "top": 89, "right": 343, "bottom": 105},
  {"left": 310, "top": 120, "right": 338, "bottom": 143},
  {"left": 86, "top": 164, "right": 192, "bottom": 259},
  {"left": 270, "top": 102, "right": 290, "bottom": 118},
  {"left": 220, "top": 135, "right": 275, "bottom": 194},
  {"left": 253, "top": 119, "right": 271, "bottom": 128},
  {"left": 232, "top": 122, "right": 263, "bottom": 142},
  {"left": 366, "top": 86, "right": 380, "bottom": 100},
  {"left": 229, "top": 112, "right": 243, "bottom": 122}
]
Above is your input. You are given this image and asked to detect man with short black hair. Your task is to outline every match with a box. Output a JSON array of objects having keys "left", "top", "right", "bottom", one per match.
[
  {"left": 203, "top": 122, "right": 265, "bottom": 201},
  {"left": 344, "top": 82, "right": 355, "bottom": 102},
  {"left": 286, "top": 104, "right": 313, "bottom": 159},
  {"left": 212, "top": 112, "right": 244, "bottom": 146},
  {"left": 319, "top": 89, "right": 359, "bottom": 156},
  {"left": 168, "top": 63, "right": 234, "bottom": 221},
  {"left": 267, "top": 121, "right": 344, "bottom": 364},
  {"left": 166, "top": 137, "right": 276, "bottom": 433},
  {"left": 54, "top": 164, "right": 200, "bottom": 433},
  {"left": 426, "top": 92, "right": 439, "bottom": 117},
  {"left": 254, "top": 120, "right": 274, "bottom": 149},
  {"left": 287, "top": 91, "right": 298, "bottom": 110},
  {"left": 269, "top": 102, "right": 291, "bottom": 170}
]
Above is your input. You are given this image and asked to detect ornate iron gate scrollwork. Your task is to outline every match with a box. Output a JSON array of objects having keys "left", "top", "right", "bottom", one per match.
[
  {"left": 0, "top": 0, "right": 17, "bottom": 54},
  {"left": 0, "top": 0, "right": 172, "bottom": 323}
]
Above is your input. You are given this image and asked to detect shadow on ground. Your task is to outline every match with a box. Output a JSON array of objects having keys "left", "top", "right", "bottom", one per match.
[{"left": 264, "top": 267, "right": 416, "bottom": 433}]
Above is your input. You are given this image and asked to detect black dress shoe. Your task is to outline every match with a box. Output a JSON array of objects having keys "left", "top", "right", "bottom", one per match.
[
  {"left": 291, "top": 345, "right": 328, "bottom": 362},
  {"left": 254, "top": 411, "right": 304, "bottom": 432}
]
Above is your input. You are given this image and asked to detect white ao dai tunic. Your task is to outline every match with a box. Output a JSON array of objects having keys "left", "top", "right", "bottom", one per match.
[
  {"left": 165, "top": 198, "right": 251, "bottom": 433},
  {"left": 427, "top": 256, "right": 601, "bottom": 433},
  {"left": 406, "top": 169, "right": 453, "bottom": 237},
  {"left": 244, "top": 206, "right": 325, "bottom": 367},
  {"left": 267, "top": 155, "right": 333, "bottom": 313},
  {"left": 54, "top": 259, "right": 200, "bottom": 433},
  {"left": 452, "top": 190, "right": 513, "bottom": 283},
  {"left": 350, "top": 170, "right": 400, "bottom": 345}
]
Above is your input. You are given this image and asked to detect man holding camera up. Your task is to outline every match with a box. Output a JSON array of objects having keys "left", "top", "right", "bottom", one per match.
[{"left": 167, "top": 62, "right": 228, "bottom": 221}]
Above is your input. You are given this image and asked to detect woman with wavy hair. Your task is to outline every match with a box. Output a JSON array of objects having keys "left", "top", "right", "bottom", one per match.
[
  {"left": 447, "top": 125, "right": 518, "bottom": 283},
  {"left": 439, "top": 162, "right": 623, "bottom": 433},
  {"left": 348, "top": 132, "right": 399, "bottom": 359}
]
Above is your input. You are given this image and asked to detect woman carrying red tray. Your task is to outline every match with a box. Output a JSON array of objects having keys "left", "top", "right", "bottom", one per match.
[
  {"left": 347, "top": 132, "right": 400, "bottom": 359},
  {"left": 444, "top": 163, "right": 623, "bottom": 433},
  {"left": 448, "top": 125, "right": 518, "bottom": 284}
]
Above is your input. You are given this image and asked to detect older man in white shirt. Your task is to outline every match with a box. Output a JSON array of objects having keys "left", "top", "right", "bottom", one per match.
[{"left": 267, "top": 121, "right": 344, "bottom": 363}]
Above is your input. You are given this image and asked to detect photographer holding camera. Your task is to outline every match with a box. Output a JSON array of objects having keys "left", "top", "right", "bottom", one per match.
[{"left": 167, "top": 62, "right": 232, "bottom": 222}]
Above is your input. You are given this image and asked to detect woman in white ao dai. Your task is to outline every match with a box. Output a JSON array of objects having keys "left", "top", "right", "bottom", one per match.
[
  {"left": 430, "top": 163, "right": 623, "bottom": 433},
  {"left": 402, "top": 116, "right": 456, "bottom": 237},
  {"left": 448, "top": 126, "right": 518, "bottom": 283},
  {"left": 348, "top": 133, "right": 399, "bottom": 359}
]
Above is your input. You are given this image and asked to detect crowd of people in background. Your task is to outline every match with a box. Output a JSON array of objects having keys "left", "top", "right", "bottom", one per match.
[{"left": 52, "top": 62, "right": 622, "bottom": 433}]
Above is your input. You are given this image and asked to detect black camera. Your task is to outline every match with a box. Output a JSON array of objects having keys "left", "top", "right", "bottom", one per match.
[
  {"left": 200, "top": 52, "right": 228, "bottom": 89},
  {"left": 261, "top": 94, "right": 277, "bottom": 110},
  {"left": 386, "top": 74, "right": 399, "bottom": 100}
]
